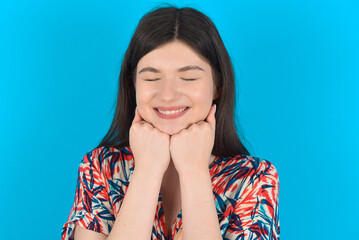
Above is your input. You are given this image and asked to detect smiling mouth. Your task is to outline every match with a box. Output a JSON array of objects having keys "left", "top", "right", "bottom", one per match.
[
  {"left": 154, "top": 107, "right": 190, "bottom": 119},
  {"left": 156, "top": 107, "right": 188, "bottom": 115}
]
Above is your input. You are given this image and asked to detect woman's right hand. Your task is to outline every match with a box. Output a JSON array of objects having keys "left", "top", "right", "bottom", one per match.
[{"left": 129, "top": 107, "right": 171, "bottom": 177}]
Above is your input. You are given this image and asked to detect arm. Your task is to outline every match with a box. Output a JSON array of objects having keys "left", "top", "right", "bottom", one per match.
[
  {"left": 225, "top": 161, "right": 280, "bottom": 239},
  {"left": 74, "top": 225, "right": 107, "bottom": 240},
  {"left": 61, "top": 152, "right": 116, "bottom": 240},
  {"left": 73, "top": 169, "right": 163, "bottom": 240},
  {"left": 65, "top": 108, "right": 170, "bottom": 240},
  {"left": 106, "top": 169, "right": 163, "bottom": 240},
  {"left": 179, "top": 169, "right": 222, "bottom": 240},
  {"left": 169, "top": 105, "right": 220, "bottom": 239}
]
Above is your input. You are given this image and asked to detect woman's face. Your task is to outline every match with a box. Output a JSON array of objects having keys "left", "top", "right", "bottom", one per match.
[{"left": 135, "top": 40, "right": 217, "bottom": 135}]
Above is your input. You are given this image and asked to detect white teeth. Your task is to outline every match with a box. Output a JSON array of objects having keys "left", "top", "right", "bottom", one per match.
[{"left": 157, "top": 107, "right": 187, "bottom": 115}]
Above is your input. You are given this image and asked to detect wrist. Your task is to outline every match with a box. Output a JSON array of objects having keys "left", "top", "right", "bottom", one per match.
[
  {"left": 179, "top": 166, "right": 210, "bottom": 181},
  {"left": 133, "top": 167, "right": 164, "bottom": 182}
]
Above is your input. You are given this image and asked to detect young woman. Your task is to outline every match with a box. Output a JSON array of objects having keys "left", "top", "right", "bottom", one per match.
[{"left": 62, "top": 6, "right": 280, "bottom": 240}]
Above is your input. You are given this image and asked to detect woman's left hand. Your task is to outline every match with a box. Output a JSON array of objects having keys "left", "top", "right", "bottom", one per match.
[{"left": 170, "top": 104, "right": 216, "bottom": 175}]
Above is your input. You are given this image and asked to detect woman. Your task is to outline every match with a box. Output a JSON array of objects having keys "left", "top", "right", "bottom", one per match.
[{"left": 62, "top": 5, "right": 280, "bottom": 240}]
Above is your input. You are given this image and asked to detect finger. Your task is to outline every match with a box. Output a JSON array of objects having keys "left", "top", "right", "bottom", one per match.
[
  {"left": 205, "top": 104, "right": 216, "bottom": 129},
  {"left": 132, "top": 107, "right": 144, "bottom": 123}
]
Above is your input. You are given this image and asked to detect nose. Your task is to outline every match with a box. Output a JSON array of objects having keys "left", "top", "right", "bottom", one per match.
[{"left": 158, "top": 79, "right": 181, "bottom": 102}]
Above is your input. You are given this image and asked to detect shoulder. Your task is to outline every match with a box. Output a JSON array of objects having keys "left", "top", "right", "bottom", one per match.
[
  {"left": 82, "top": 146, "right": 133, "bottom": 164},
  {"left": 79, "top": 146, "right": 134, "bottom": 178},
  {"left": 211, "top": 154, "right": 279, "bottom": 212},
  {"left": 216, "top": 154, "right": 279, "bottom": 192},
  {"left": 221, "top": 154, "right": 279, "bottom": 180}
]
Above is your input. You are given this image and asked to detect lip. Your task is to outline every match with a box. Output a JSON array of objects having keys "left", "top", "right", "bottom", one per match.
[{"left": 154, "top": 106, "right": 190, "bottom": 119}]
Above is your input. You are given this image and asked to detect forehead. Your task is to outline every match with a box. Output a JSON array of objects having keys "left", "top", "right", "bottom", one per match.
[{"left": 137, "top": 41, "right": 211, "bottom": 71}]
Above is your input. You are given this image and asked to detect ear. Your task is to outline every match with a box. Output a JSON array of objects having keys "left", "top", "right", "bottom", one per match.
[{"left": 213, "top": 86, "right": 221, "bottom": 100}]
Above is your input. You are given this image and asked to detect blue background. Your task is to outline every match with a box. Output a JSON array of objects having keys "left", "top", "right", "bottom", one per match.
[{"left": 1, "top": 0, "right": 358, "bottom": 239}]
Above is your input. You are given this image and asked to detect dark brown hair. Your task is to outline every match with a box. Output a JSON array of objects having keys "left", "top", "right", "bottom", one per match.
[{"left": 97, "top": 5, "right": 251, "bottom": 157}]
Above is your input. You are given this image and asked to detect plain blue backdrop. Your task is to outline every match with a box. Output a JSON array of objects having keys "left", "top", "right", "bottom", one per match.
[{"left": 1, "top": 0, "right": 358, "bottom": 239}]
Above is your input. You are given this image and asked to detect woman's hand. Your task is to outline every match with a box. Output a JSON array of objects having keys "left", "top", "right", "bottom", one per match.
[
  {"left": 169, "top": 104, "right": 216, "bottom": 175},
  {"left": 129, "top": 108, "right": 171, "bottom": 177}
]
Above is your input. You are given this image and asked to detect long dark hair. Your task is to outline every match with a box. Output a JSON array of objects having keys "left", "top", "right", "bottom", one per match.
[{"left": 97, "top": 5, "right": 251, "bottom": 158}]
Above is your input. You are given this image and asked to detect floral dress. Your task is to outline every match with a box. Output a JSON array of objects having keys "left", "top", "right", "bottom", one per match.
[{"left": 62, "top": 146, "right": 280, "bottom": 240}]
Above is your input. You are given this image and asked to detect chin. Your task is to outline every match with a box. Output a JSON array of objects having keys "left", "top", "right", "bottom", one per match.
[{"left": 156, "top": 124, "right": 187, "bottom": 136}]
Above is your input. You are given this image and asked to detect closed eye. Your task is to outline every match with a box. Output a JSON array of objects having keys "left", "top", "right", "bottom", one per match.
[
  {"left": 182, "top": 78, "right": 198, "bottom": 81},
  {"left": 144, "top": 78, "right": 160, "bottom": 81}
]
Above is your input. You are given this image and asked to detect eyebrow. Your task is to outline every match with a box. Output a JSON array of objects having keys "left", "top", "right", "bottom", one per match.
[{"left": 138, "top": 65, "right": 204, "bottom": 74}]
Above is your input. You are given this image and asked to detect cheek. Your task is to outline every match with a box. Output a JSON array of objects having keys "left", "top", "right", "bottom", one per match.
[
  {"left": 191, "top": 85, "right": 214, "bottom": 105},
  {"left": 135, "top": 85, "right": 155, "bottom": 105},
  {"left": 135, "top": 89, "right": 153, "bottom": 122}
]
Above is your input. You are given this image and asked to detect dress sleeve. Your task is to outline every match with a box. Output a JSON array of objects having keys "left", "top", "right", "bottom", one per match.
[
  {"left": 61, "top": 151, "right": 115, "bottom": 240},
  {"left": 224, "top": 160, "right": 280, "bottom": 240}
]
